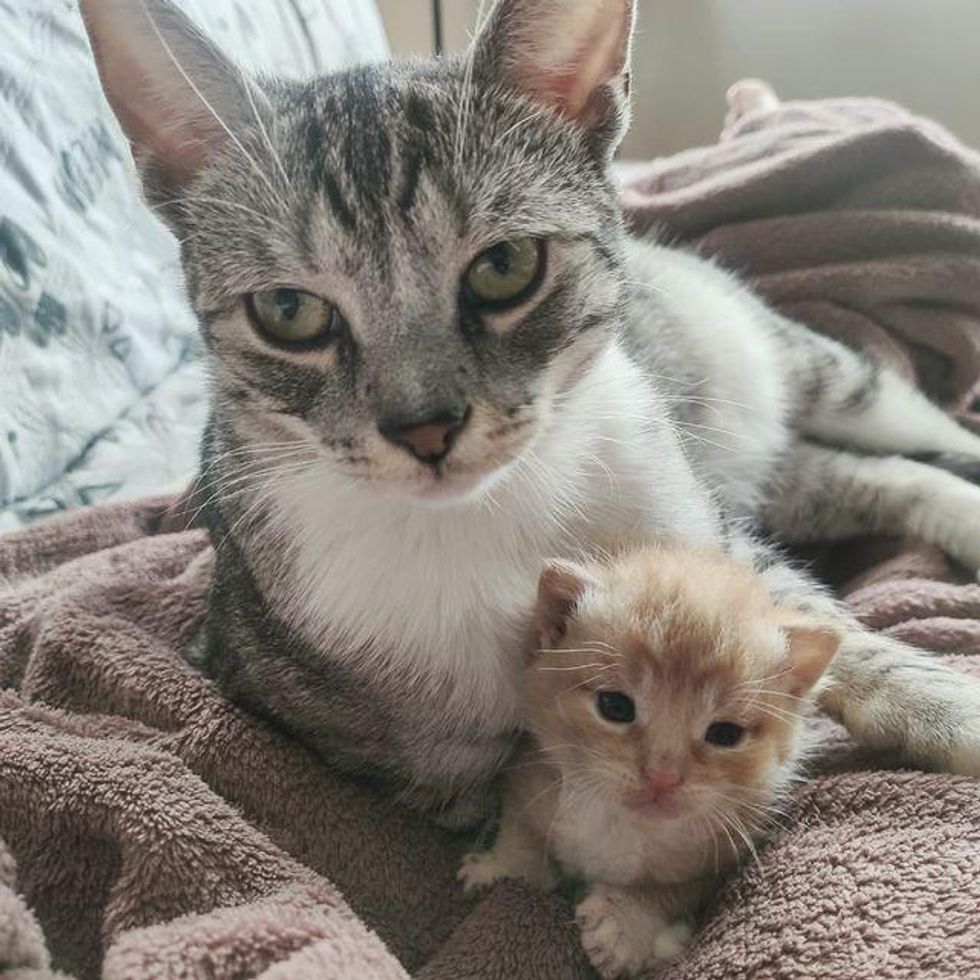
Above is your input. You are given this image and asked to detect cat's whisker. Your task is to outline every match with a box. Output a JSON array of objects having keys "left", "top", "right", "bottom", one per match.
[
  {"left": 738, "top": 688, "right": 812, "bottom": 704},
  {"left": 238, "top": 69, "right": 291, "bottom": 189},
  {"left": 621, "top": 277, "right": 668, "bottom": 298},
  {"left": 519, "top": 770, "right": 567, "bottom": 815},
  {"left": 570, "top": 671, "right": 618, "bottom": 692},
  {"left": 746, "top": 703, "right": 802, "bottom": 725},
  {"left": 183, "top": 457, "right": 316, "bottom": 526},
  {"left": 214, "top": 461, "right": 316, "bottom": 549},
  {"left": 452, "top": 0, "right": 489, "bottom": 174},
  {"left": 714, "top": 808, "right": 764, "bottom": 876},
  {"left": 675, "top": 419, "right": 765, "bottom": 446},
  {"left": 733, "top": 667, "right": 796, "bottom": 688},
  {"left": 582, "top": 450, "right": 617, "bottom": 493},
  {"left": 150, "top": 195, "right": 294, "bottom": 239},
  {"left": 582, "top": 639, "right": 619, "bottom": 654}
]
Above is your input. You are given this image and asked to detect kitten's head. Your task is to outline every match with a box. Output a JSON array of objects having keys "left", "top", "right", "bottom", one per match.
[
  {"left": 527, "top": 548, "right": 839, "bottom": 854},
  {"left": 80, "top": 0, "right": 636, "bottom": 504}
]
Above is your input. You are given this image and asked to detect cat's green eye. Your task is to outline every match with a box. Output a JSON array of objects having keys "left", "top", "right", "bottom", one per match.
[
  {"left": 247, "top": 288, "right": 337, "bottom": 346},
  {"left": 464, "top": 238, "right": 544, "bottom": 309}
]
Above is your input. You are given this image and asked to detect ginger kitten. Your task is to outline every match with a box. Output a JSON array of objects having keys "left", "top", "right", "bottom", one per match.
[{"left": 460, "top": 546, "right": 839, "bottom": 978}]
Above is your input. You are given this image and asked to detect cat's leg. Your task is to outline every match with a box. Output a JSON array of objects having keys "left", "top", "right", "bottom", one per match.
[
  {"left": 733, "top": 534, "right": 980, "bottom": 776},
  {"left": 763, "top": 441, "right": 980, "bottom": 573},
  {"left": 458, "top": 804, "right": 557, "bottom": 893},
  {"left": 458, "top": 758, "right": 558, "bottom": 892},
  {"left": 770, "top": 313, "right": 980, "bottom": 462},
  {"left": 576, "top": 881, "right": 699, "bottom": 979}
]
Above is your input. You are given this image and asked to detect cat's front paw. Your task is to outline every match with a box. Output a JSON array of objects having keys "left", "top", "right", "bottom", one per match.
[
  {"left": 576, "top": 886, "right": 692, "bottom": 979},
  {"left": 457, "top": 850, "right": 510, "bottom": 893}
]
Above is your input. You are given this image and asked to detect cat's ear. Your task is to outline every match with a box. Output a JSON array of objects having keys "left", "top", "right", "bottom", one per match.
[
  {"left": 536, "top": 560, "right": 597, "bottom": 647},
  {"left": 473, "top": 0, "right": 636, "bottom": 158},
  {"left": 79, "top": 0, "right": 262, "bottom": 198},
  {"left": 779, "top": 619, "right": 841, "bottom": 696}
]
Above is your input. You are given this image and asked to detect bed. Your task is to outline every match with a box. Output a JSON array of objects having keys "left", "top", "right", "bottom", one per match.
[{"left": 2, "top": 4, "right": 980, "bottom": 979}]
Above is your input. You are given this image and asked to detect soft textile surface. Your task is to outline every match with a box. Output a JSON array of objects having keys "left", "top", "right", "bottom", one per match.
[
  {"left": 0, "top": 0, "right": 387, "bottom": 532},
  {"left": 3, "top": 95, "right": 980, "bottom": 979}
]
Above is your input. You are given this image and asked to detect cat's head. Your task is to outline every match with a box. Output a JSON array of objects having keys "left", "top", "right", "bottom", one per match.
[
  {"left": 527, "top": 548, "right": 839, "bottom": 849},
  {"left": 80, "top": 0, "right": 636, "bottom": 504}
]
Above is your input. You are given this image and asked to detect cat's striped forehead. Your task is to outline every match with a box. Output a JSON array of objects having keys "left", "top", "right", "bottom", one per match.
[{"left": 180, "top": 59, "right": 616, "bottom": 312}]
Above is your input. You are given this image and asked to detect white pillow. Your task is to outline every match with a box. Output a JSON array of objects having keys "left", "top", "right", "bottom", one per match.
[{"left": 0, "top": 0, "right": 388, "bottom": 518}]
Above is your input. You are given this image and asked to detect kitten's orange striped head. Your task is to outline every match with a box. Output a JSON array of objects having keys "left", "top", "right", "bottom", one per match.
[{"left": 527, "top": 546, "right": 838, "bottom": 859}]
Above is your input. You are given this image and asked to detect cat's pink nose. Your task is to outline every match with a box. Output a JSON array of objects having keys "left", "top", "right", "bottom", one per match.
[{"left": 643, "top": 770, "right": 682, "bottom": 802}]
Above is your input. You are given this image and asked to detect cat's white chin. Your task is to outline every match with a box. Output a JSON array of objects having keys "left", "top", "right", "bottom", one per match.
[{"left": 401, "top": 461, "right": 518, "bottom": 507}]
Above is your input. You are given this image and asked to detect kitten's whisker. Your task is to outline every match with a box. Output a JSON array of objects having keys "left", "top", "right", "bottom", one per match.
[
  {"left": 521, "top": 775, "right": 563, "bottom": 814},
  {"left": 733, "top": 667, "right": 796, "bottom": 691},
  {"left": 737, "top": 688, "right": 811, "bottom": 704}
]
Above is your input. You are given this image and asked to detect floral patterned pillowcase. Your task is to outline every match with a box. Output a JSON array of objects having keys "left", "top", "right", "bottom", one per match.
[{"left": 0, "top": 0, "right": 387, "bottom": 530}]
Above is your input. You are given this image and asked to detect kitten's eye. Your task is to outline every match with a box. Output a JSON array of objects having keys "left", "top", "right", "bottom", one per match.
[
  {"left": 247, "top": 288, "right": 337, "bottom": 346},
  {"left": 464, "top": 238, "right": 544, "bottom": 309},
  {"left": 704, "top": 721, "right": 745, "bottom": 747},
  {"left": 596, "top": 691, "right": 636, "bottom": 725}
]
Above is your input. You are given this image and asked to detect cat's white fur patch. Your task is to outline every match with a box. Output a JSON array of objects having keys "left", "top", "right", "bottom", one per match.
[{"left": 266, "top": 340, "right": 719, "bottom": 750}]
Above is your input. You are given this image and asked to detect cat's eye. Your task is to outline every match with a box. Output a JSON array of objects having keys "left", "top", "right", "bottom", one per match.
[
  {"left": 464, "top": 238, "right": 544, "bottom": 309},
  {"left": 246, "top": 288, "right": 337, "bottom": 346},
  {"left": 596, "top": 691, "right": 636, "bottom": 725},
  {"left": 704, "top": 721, "right": 745, "bottom": 747}
]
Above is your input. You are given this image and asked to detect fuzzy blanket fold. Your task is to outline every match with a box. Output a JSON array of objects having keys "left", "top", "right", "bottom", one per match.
[{"left": 3, "top": 92, "right": 980, "bottom": 979}]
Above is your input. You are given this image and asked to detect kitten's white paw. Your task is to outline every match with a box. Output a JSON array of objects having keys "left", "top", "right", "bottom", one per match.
[
  {"left": 457, "top": 850, "right": 509, "bottom": 893},
  {"left": 651, "top": 920, "right": 695, "bottom": 962},
  {"left": 576, "top": 886, "right": 692, "bottom": 979}
]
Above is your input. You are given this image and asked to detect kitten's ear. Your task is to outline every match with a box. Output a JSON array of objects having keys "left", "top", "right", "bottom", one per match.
[
  {"left": 473, "top": 0, "right": 636, "bottom": 158},
  {"left": 79, "top": 0, "right": 261, "bottom": 198},
  {"left": 536, "top": 560, "right": 597, "bottom": 647},
  {"left": 779, "top": 619, "right": 841, "bottom": 696}
]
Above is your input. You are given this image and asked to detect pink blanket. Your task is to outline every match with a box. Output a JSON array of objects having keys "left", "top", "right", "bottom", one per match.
[{"left": 2, "top": 90, "right": 980, "bottom": 979}]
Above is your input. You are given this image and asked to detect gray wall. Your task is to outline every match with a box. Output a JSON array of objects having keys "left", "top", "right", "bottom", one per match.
[{"left": 376, "top": 0, "right": 980, "bottom": 157}]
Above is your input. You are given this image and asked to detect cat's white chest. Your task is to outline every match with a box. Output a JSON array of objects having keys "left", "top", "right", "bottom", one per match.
[
  {"left": 271, "top": 474, "right": 566, "bottom": 733},
  {"left": 264, "top": 345, "right": 720, "bottom": 743},
  {"left": 551, "top": 791, "right": 698, "bottom": 886}
]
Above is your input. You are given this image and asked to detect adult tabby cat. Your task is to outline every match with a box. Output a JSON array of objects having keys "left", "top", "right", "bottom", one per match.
[{"left": 81, "top": 0, "right": 980, "bottom": 824}]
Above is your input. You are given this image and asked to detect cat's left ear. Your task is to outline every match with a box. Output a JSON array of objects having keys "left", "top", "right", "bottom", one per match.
[
  {"left": 778, "top": 619, "right": 841, "bottom": 696},
  {"left": 473, "top": 0, "right": 636, "bottom": 160},
  {"left": 536, "top": 560, "right": 598, "bottom": 647}
]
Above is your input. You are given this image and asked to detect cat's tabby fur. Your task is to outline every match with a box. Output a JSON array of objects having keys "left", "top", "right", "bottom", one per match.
[{"left": 80, "top": 0, "right": 980, "bottom": 823}]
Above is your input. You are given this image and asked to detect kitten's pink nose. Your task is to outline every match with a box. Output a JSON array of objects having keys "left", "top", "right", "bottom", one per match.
[{"left": 643, "top": 770, "right": 682, "bottom": 802}]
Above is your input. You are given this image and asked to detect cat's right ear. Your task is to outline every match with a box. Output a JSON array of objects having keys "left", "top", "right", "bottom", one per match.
[
  {"left": 536, "top": 560, "right": 597, "bottom": 647},
  {"left": 79, "top": 0, "right": 260, "bottom": 201}
]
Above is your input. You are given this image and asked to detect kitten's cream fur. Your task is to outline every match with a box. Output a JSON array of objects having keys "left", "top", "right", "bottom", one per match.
[{"left": 460, "top": 546, "right": 838, "bottom": 978}]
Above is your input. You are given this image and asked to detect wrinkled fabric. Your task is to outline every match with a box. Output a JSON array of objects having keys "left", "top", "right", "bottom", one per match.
[{"left": 3, "top": 93, "right": 980, "bottom": 979}]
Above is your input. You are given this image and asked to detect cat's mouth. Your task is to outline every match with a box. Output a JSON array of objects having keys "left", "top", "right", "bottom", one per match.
[
  {"left": 407, "top": 457, "right": 520, "bottom": 505},
  {"left": 622, "top": 787, "right": 688, "bottom": 820},
  {"left": 411, "top": 469, "right": 493, "bottom": 503}
]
